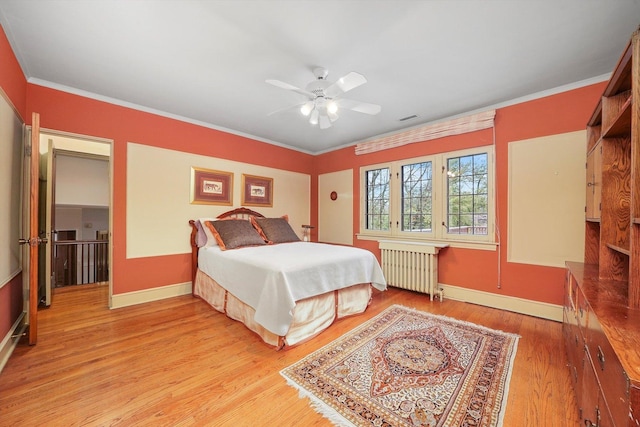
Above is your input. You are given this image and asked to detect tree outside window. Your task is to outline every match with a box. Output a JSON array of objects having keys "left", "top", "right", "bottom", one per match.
[
  {"left": 365, "top": 168, "right": 390, "bottom": 231},
  {"left": 447, "top": 153, "right": 488, "bottom": 235}
]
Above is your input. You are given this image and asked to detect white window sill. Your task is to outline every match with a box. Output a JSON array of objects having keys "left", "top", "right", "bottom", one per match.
[{"left": 356, "top": 233, "right": 498, "bottom": 251}]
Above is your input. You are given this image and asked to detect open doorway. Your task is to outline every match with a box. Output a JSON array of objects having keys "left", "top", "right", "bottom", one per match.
[{"left": 38, "top": 131, "right": 112, "bottom": 308}]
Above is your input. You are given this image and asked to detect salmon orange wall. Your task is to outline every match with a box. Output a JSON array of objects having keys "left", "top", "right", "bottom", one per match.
[
  {"left": 25, "top": 84, "right": 314, "bottom": 295},
  {"left": 0, "top": 26, "right": 26, "bottom": 119},
  {"left": 315, "top": 83, "right": 606, "bottom": 305}
]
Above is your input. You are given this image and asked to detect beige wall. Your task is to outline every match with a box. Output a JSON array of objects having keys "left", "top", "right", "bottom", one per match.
[
  {"left": 56, "top": 155, "right": 109, "bottom": 207},
  {"left": 508, "top": 130, "right": 586, "bottom": 267},
  {"left": 318, "top": 169, "right": 353, "bottom": 245},
  {"left": 126, "top": 143, "right": 310, "bottom": 258},
  {"left": 0, "top": 93, "right": 22, "bottom": 288}
]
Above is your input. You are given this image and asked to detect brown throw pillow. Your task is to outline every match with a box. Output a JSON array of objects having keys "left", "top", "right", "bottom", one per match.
[
  {"left": 251, "top": 216, "right": 300, "bottom": 244},
  {"left": 205, "top": 219, "right": 266, "bottom": 250}
]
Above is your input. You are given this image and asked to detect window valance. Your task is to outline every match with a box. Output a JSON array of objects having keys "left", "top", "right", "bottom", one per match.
[{"left": 355, "top": 110, "right": 496, "bottom": 155}]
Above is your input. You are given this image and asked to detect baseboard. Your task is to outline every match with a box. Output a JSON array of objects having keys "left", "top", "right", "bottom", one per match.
[
  {"left": 0, "top": 311, "right": 26, "bottom": 374},
  {"left": 110, "top": 282, "right": 192, "bottom": 309},
  {"left": 438, "top": 283, "right": 563, "bottom": 322}
]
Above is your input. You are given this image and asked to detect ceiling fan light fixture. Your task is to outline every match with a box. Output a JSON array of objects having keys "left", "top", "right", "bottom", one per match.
[
  {"left": 300, "top": 101, "right": 313, "bottom": 116},
  {"left": 266, "top": 67, "right": 380, "bottom": 130},
  {"left": 327, "top": 100, "right": 338, "bottom": 115},
  {"left": 309, "top": 109, "right": 319, "bottom": 125}
]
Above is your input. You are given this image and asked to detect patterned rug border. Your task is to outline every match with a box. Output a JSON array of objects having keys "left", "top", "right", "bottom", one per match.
[{"left": 281, "top": 304, "right": 520, "bottom": 427}]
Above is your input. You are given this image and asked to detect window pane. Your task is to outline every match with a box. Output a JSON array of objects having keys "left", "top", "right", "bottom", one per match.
[
  {"left": 460, "top": 176, "right": 474, "bottom": 195},
  {"left": 475, "top": 194, "right": 488, "bottom": 214},
  {"left": 365, "top": 168, "right": 390, "bottom": 231},
  {"left": 401, "top": 161, "right": 432, "bottom": 232},
  {"left": 446, "top": 153, "right": 488, "bottom": 235},
  {"left": 449, "top": 176, "right": 460, "bottom": 195}
]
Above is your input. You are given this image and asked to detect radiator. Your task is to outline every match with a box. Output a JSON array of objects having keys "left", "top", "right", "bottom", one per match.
[{"left": 378, "top": 240, "right": 448, "bottom": 301}]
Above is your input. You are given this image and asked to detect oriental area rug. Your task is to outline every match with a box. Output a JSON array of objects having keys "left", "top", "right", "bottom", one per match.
[{"left": 280, "top": 305, "right": 519, "bottom": 427}]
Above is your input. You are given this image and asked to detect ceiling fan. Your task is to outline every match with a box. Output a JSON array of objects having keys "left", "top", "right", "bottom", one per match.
[{"left": 266, "top": 67, "right": 381, "bottom": 129}]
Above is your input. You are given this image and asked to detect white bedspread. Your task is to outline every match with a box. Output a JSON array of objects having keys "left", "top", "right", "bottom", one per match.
[{"left": 198, "top": 242, "right": 386, "bottom": 335}]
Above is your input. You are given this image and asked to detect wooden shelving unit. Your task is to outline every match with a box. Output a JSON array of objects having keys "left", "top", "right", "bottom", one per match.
[
  {"left": 586, "top": 29, "right": 636, "bottom": 297},
  {"left": 564, "top": 28, "right": 640, "bottom": 427}
]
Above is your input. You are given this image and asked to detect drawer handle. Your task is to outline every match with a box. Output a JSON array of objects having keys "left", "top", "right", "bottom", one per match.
[
  {"left": 597, "top": 345, "right": 605, "bottom": 371},
  {"left": 584, "top": 406, "right": 601, "bottom": 427}
]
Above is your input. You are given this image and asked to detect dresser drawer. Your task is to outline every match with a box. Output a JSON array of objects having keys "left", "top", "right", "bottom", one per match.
[
  {"left": 575, "top": 286, "right": 589, "bottom": 337},
  {"left": 563, "top": 308, "right": 582, "bottom": 388},
  {"left": 587, "top": 314, "right": 629, "bottom": 427}
]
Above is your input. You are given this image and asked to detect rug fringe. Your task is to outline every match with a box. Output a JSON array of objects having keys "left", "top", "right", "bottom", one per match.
[
  {"left": 280, "top": 374, "right": 359, "bottom": 427},
  {"left": 495, "top": 334, "right": 520, "bottom": 427}
]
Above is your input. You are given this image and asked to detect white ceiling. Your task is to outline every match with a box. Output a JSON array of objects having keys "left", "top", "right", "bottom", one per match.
[{"left": 1, "top": 1, "right": 639, "bottom": 154}]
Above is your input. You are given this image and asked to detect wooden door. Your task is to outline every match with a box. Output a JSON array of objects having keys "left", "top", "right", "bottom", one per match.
[
  {"left": 25, "top": 112, "right": 41, "bottom": 345},
  {"left": 43, "top": 138, "right": 55, "bottom": 304}
]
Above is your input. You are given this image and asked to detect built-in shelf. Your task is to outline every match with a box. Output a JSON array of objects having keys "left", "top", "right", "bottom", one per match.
[
  {"left": 568, "top": 28, "right": 640, "bottom": 427},
  {"left": 606, "top": 243, "right": 631, "bottom": 256},
  {"left": 602, "top": 97, "right": 632, "bottom": 138}
]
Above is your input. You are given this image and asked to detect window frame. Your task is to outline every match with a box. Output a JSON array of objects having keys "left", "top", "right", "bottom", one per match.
[{"left": 359, "top": 145, "right": 495, "bottom": 247}]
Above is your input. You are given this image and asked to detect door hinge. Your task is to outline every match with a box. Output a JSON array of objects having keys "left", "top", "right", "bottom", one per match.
[
  {"left": 626, "top": 374, "right": 631, "bottom": 397},
  {"left": 24, "top": 145, "right": 32, "bottom": 156}
]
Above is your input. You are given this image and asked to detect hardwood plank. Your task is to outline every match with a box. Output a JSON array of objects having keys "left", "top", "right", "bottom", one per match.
[{"left": 0, "top": 284, "right": 580, "bottom": 425}]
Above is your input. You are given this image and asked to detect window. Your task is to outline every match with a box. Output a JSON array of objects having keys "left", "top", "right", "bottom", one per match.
[
  {"left": 360, "top": 146, "right": 494, "bottom": 245},
  {"left": 446, "top": 153, "right": 488, "bottom": 236},
  {"left": 402, "top": 161, "right": 432, "bottom": 232},
  {"left": 365, "top": 167, "right": 390, "bottom": 231}
]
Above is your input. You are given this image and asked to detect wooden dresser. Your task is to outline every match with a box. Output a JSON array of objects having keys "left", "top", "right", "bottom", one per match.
[
  {"left": 563, "top": 28, "right": 640, "bottom": 427},
  {"left": 564, "top": 263, "right": 640, "bottom": 426}
]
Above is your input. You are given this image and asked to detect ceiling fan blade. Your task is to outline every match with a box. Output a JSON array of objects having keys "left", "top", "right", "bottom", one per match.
[
  {"left": 266, "top": 79, "right": 314, "bottom": 98},
  {"left": 319, "top": 115, "right": 332, "bottom": 129},
  {"left": 338, "top": 98, "right": 381, "bottom": 115},
  {"left": 325, "top": 72, "right": 367, "bottom": 97},
  {"left": 267, "top": 102, "right": 305, "bottom": 116}
]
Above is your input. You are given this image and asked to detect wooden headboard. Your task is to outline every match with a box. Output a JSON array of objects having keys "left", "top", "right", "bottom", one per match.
[{"left": 188, "top": 207, "right": 265, "bottom": 288}]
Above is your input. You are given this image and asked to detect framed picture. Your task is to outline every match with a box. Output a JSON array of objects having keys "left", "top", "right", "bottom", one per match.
[
  {"left": 190, "top": 167, "right": 233, "bottom": 205},
  {"left": 242, "top": 174, "right": 273, "bottom": 207}
]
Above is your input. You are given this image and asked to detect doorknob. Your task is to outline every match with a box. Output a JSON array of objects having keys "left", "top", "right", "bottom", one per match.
[{"left": 18, "top": 237, "right": 49, "bottom": 246}]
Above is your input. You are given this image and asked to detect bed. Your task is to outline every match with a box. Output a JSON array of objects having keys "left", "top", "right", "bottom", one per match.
[{"left": 189, "top": 207, "right": 386, "bottom": 349}]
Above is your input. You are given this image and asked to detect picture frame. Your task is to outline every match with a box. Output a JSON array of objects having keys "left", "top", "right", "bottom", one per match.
[
  {"left": 190, "top": 167, "right": 233, "bottom": 205},
  {"left": 242, "top": 174, "right": 273, "bottom": 207}
]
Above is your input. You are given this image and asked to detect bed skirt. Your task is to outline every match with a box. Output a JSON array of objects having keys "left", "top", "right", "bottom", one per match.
[{"left": 193, "top": 268, "right": 373, "bottom": 349}]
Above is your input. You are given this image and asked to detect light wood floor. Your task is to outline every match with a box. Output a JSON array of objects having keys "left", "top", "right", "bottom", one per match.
[{"left": 0, "top": 284, "right": 579, "bottom": 426}]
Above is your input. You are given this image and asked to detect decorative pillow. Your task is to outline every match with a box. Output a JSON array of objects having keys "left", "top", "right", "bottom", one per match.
[
  {"left": 195, "top": 218, "right": 217, "bottom": 247},
  {"left": 196, "top": 217, "right": 238, "bottom": 247},
  {"left": 251, "top": 216, "right": 300, "bottom": 244},
  {"left": 205, "top": 219, "right": 266, "bottom": 250},
  {"left": 195, "top": 218, "right": 210, "bottom": 248}
]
